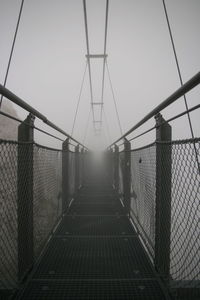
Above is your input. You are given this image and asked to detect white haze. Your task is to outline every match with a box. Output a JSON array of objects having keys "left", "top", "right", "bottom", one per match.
[{"left": 0, "top": 0, "right": 199, "bottom": 150}]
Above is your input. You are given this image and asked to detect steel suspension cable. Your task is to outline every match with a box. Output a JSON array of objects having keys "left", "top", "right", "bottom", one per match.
[
  {"left": 0, "top": 0, "right": 25, "bottom": 109},
  {"left": 71, "top": 61, "right": 88, "bottom": 136},
  {"left": 162, "top": 0, "right": 200, "bottom": 173},
  {"left": 106, "top": 61, "right": 123, "bottom": 136},
  {"left": 102, "top": 107, "right": 112, "bottom": 144},
  {"left": 100, "top": 0, "right": 109, "bottom": 124},
  {"left": 82, "top": 107, "right": 92, "bottom": 144},
  {"left": 162, "top": 0, "right": 195, "bottom": 139},
  {"left": 82, "top": 0, "right": 95, "bottom": 125},
  {"left": 102, "top": 127, "right": 109, "bottom": 146}
]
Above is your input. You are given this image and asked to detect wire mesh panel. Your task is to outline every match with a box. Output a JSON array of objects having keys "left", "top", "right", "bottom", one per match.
[
  {"left": 68, "top": 151, "right": 75, "bottom": 200},
  {"left": 126, "top": 138, "right": 200, "bottom": 291},
  {"left": 33, "top": 144, "right": 62, "bottom": 257},
  {"left": 0, "top": 140, "right": 63, "bottom": 291},
  {"left": 169, "top": 139, "right": 200, "bottom": 289},
  {"left": 129, "top": 143, "right": 156, "bottom": 259},
  {"left": 119, "top": 152, "right": 124, "bottom": 198},
  {"left": 0, "top": 140, "right": 18, "bottom": 290}
]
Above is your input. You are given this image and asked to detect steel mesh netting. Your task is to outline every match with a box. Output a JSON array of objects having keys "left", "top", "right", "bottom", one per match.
[
  {"left": 119, "top": 152, "right": 124, "bottom": 197},
  {"left": 168, "top": 139, "right": 200, "bottom": 288},
  {"left": 68, "top": 151, "right": 75, "bottom": 199},
  {"left": 129, "top": 143, "right": 156, "bottom": 260},
  {"left": 0, "top": 140, "right": 18, "bottom": 289},
  {"left": 125, "top": 138, "right": 200, "bottom": 289},
  {"left": 79, "top": 151, "right": 85, "bottom": 188},
  {"left": 0, "top": 140, "right": 63, "bottom": 291},
  {"left": 33, "top": 144, "right": 62, "bottom": 257}
]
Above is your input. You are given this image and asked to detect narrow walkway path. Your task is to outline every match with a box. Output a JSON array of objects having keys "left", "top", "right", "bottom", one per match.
[{"left": 16, "top": 172, "right": 170, "bottom": 299}]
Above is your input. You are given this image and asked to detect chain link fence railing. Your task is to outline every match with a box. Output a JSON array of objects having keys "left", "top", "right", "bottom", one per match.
[
  {"left": 130, "top": 143, "right": 156, "bottom": 260},
  {"left": 0, "top": 139, "right": 78, "bottom": 293},
  {"left": 79, "top": 150, "right": 86, "bottom": 188},
  {"left": 33, "top": 144, "right": 62, "bottom": 257},
  {"left": 118, "top": 138, "right": 200, "bottom": 292},
  {"left": 0, "top": 140, "right": 18, "bottom": 290},
  {"left": 169, "top": 139, "right": 200, "bottom": 289},
  {"left": 69, "top": 151, "right": 76, "bottom": 200}
]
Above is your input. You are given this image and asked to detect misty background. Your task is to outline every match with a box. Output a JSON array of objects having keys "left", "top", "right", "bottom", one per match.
[{"left": 0, "top": 0, "right": 199, "bottom": 149}]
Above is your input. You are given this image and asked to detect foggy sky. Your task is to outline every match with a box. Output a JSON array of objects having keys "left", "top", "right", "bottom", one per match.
[{"left": 0, "top": 0, "right": 200, "bottom": 149}]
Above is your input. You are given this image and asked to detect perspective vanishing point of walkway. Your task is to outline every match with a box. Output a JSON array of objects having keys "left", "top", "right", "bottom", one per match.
[{"left": 15, "top": 163, "right": 171, "bottom": 300}]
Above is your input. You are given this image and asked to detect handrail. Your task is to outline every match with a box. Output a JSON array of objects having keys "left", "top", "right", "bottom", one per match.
[
  {"left": 0, "top": 84, "right": 88, "bottom": 149},
  {"left": 109, "top": 71, "right": 200, "bottom": 147}
]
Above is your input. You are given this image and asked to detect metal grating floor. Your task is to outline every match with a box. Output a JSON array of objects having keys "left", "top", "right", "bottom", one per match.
[
  {"left": 15, "top": 178, "right": 171, "bottom": 299},
  {"left": 32, "top": 237, "right": 154, "bottom": 280},
  {"left": 16, "top": 280, "right": 166, "bottom": 300},
  {"left": 55, "top": 216, "right": 135, "bottom": 236}
]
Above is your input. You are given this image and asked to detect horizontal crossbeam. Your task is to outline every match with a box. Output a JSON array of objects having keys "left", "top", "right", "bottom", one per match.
[
  {"left": 92, "top": 102, "right": 104, "bottom": 105},
  {"left": 86, "top": 54, "right": 108, "bottom": 59}
]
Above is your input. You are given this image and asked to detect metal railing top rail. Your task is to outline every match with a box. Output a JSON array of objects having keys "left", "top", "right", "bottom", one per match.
[
  {"left": 0, "top": 84, "right": 88, "bottom": 150},
  {"left": 115, "top": 103, "right": 200, "bottom": 149},
  {"left": 108, "top": 71, "right": 200, "bottom": 148}
]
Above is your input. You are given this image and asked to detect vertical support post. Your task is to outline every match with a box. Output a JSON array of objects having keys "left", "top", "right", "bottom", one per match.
[
  {"left": 62, "top": 138, "right": 69, "bottom": 213},
  {"left": 123, "top": 139, "right": 131, "bottom": 215},
  {"left": 75, "top": 144, "right": 80, "bottom": 192},
  {"left": 17, "top": 113, "right": 35, "bottom": 282},
  {"left": 155, "top": 113, "right": 172, "bottom": 280},
  {"left": 114, "top": 145, "right": 119, "bottom": 193}
]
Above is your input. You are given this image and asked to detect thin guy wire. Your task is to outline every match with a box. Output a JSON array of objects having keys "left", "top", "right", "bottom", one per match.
[
  {"left": 103, "top": 110, "right": 111, "bottom": 144},
  {"left": 106, "top": 61, "right": 123, "bottom": 136},
  {"left": 71, "top": 61, "right": 88, "bottom": 136},
  {"left": 82, "top": 107, "right": 92, "bottom": 144},
  {"left": 0, "top": 0, "right": 25, "bottom": 109},
  {"left": 102, "top": 107, "right": 112, "bottom": 144},
  {"left": 82, "top": 0, "right": 95, "bottom": 126},
  {"left": 162, "top": 0, "right": 194, "bottom": 137},
  {"left": 102, "top": 126, "right": 109, "bottom": 146},
  {"left": 162, "top": 0, "right": 200, "bottom": 173},
  {"left": 100, "top": 0, "right": 109, "bottom": 126}
]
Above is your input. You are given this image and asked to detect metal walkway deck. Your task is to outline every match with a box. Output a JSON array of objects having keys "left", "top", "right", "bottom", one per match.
[{"left": 16, "top": 175, "right": 171, "bottom": 299}]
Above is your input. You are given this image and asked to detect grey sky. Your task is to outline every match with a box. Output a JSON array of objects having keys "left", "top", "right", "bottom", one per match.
[{"left": 0, "top": 0, "right": 199, "bottom": 149}]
